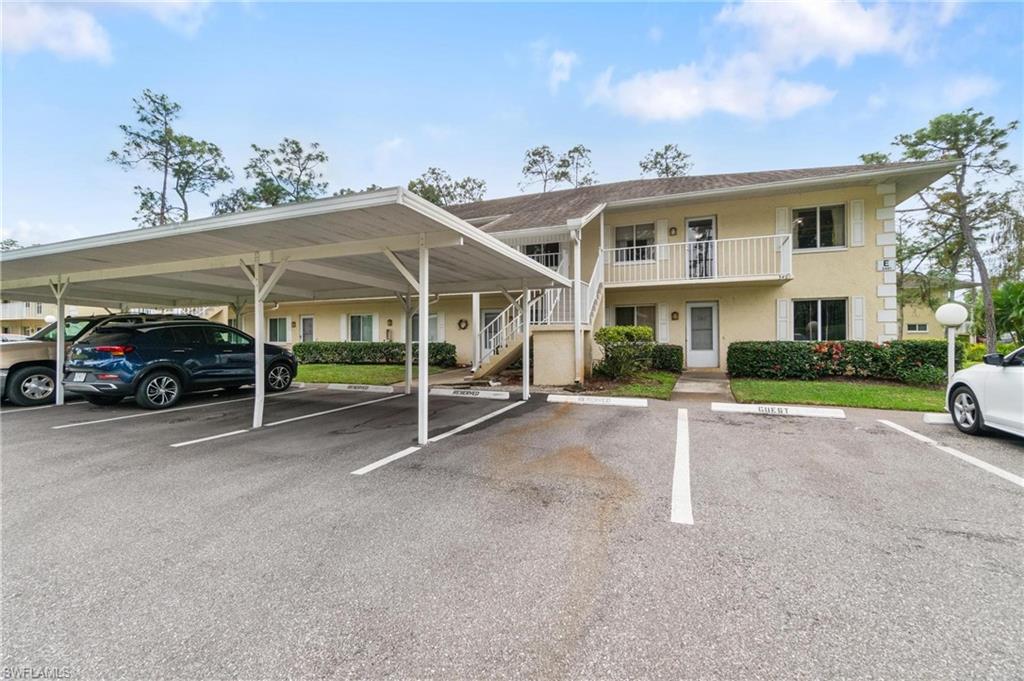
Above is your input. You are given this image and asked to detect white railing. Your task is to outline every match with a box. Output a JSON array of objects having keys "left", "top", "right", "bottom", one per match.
[
  {"left": 603, "top": 234, "right": 792, "bottom": 286},
  {"left": 584, "top": 251, "right": 604, "bottom": 323},
  {"left": 525, "top": 252, "right": 564, "bottom": 271}
]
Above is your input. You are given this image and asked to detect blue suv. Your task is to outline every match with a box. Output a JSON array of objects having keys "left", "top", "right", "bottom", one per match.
[{"left": 63, "top": 320, "right": 298, "bottom": 409}]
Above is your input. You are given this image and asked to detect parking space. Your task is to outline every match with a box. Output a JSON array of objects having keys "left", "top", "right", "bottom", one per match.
[{"left": 2, "top": 393, "right": 1021, "bottom": 678}]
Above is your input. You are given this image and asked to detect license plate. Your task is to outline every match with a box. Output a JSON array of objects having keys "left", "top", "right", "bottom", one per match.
[{"left": 72, "top": 372, "right": 86, "bottom": 382}]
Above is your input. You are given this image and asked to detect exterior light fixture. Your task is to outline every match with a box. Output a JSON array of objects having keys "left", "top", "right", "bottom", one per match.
[{"left": 935, "top": 302, "right": 969, "bottom": 383}]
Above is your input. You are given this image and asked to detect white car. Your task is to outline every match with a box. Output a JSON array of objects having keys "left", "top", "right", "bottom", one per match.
[{"left": 946, "top": 346, "right": 1024, "bottom": 437}]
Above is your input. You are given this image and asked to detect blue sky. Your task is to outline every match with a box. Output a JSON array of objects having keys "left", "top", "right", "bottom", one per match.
[{"left": 3, "top": 1, "right": 1022, "bottom": 245}]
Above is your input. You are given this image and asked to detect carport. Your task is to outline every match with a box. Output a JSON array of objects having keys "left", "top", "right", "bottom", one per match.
[{"left": 0, "top": 187, "right": 569, "bottom": 444}]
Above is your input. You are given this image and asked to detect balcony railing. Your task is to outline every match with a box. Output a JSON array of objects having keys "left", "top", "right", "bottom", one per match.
[
  {"left": 604, "top": 234, "right": 792, "bottom": 286},
  {"left": 525, "top": 252, "right": 564, "bottom": 272}
]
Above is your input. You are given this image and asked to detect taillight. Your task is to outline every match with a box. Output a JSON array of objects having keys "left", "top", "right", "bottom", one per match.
[{"left": 94, "top": 345, "right": 134, "bottom": 356}]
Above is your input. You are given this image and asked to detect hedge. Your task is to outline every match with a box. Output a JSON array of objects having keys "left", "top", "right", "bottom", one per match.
[
  {"left": 593, "top": 325, "right": 684, "bottom": 378},
  {"left": 726, "top": 339, "right": 962, "bottom": 383},
  {"left": 651, "top": 344, "right": 684, "bottom": 372},
  {"left": 292, "top": 341, "right": 458, "bottom": 367}
]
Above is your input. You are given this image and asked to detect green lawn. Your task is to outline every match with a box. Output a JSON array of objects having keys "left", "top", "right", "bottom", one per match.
[
  {"left": 296, "top": 363, "right": 446, "bottom": 385},
  {"left": 605, "top": 371, "right": 679, "bottom": 400},
  {"left": 730, "top": 378, "right": 946, "bottom": 412}
]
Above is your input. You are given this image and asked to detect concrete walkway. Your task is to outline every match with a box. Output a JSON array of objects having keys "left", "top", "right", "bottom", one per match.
[{"left": 671, "top": 370, "right": 734, "bottom": 403}]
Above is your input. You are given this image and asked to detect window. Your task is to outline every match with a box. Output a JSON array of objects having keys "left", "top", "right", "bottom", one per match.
[
  {"left": 614, "top": 305, "right": 656, "bottom": 334},
  {"left": 204, "top": 327, "right": 249, "bottom": 346},
  {"left": 614, "top": 224, "right": 656, "bottom": 262},
  {"left": 349, "top": 314, "right": 373, "bottom": 342},
  {"left": 172, "top": 326, "right": 207, "bottom": 346},
  {"left": 793, "top": 299, "right": 847, "bottom": 341},
  {"left": 792, "top": 205, "right": 846, "bottom": 250},
  {"left": 411, "top": 313, "right": 439, "bottom": 342},
  {"left": 907, "top": 323, "right": 929, "bottom": 333},
  {"left": 35, "top": 303, "right": 43, "bottom": 314},
  {"left": 31, "top": 319, "right": 92, "bottom": 342},
  {"left": 522, "top": 242, "right": 561, "bottom": 269},
  {"left": 268, "top": 317, "right": 288, "bottom": 343}
]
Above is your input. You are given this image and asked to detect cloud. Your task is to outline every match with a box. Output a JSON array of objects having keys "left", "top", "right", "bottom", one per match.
[
  {"left": 867, "top": 93, "right": 887, "bottom": 112},
  {"left": 2, "top": 3, "right": 112, "bottom": 63},
  {"left": 589, "top": 1, "right": 954, "bottom": 122},
  {"left": 935, "top": 0, "right": 963, "bottom": 26},
  {"left": 139, "top": 1, "right": 212, "bottom": 37},
  {"left": 422, "top": 124, "right": 455, "bottom": 142},
  {"left": 6, "top": 220, "right": 84, "bottom": 247},
  {"left": 943, "top": 75, "right": 999, "bottom": 107},
  {"left": 372, "top": 137, "right": 406, "bottom": 169},
  {"left": 547, "top": 49, "right": 579, "bottom": 94},
  {"left": 647, "top": 26, "right": 663, "bottom": 44}
]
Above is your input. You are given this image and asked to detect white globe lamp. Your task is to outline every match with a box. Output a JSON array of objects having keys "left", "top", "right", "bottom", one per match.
[
  {"left": 44, "top": 315, "right": 57, "bottom": 324},
  {"left": 935, "top": 303, "right": 969, "bottom": 383}
]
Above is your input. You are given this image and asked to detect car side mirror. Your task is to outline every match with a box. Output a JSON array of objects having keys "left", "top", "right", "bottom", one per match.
[{"left": 982, "top": 353, "right": 1004, "bottom": 366}]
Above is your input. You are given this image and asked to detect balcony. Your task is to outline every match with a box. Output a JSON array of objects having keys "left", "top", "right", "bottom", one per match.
[{"left": 603, "top": 234, "right": 792, "bottom": 287}]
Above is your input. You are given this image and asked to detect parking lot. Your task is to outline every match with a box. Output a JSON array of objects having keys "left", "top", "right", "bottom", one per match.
[{"left": 2, "top": 386, "right": 1021, "bottom": 679}]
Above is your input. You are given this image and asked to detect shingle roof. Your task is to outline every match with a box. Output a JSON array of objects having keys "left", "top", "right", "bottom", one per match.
[{"left": 447, "top": 161, "right": 950, "bottom": 234}]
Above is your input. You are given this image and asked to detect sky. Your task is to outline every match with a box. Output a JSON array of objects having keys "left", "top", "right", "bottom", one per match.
[{"left": 3, "top": 1, "right": 1022, "bottom": 246}]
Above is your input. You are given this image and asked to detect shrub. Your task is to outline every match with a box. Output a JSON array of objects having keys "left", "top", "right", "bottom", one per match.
[
  {"left": 726, "top": 338, "right": 960, "bottom": 383},
  {"left": 594, "top": 325, "right": 655, "bottom": 379},
  {"left": 900, "top": 365, "right": 947, "bottom": 386},
  {"left": 651, "top": 344, "right": 684, "bottom": 372},
  {"left": 291, "top": 341, "right": 458, "bottom": 367}
]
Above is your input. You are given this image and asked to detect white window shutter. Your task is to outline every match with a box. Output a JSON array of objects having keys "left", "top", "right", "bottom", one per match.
[
  {"left": 656, "top": 219, "right": 669, "bottom": 261},
  {"left": 436, "top": 312, "right": 445, "bottom": 341},
  {"left": 775, "top": 207, "right": 789, "bottom": 251},
  {"left": 339, "top": 314, "right": 348, "bottom": 341},
  {"left": 605, "top": 304, "right": 613, "bottom": 327},
  {"left": 657, "top": 303, "right": 669, "bottom": 343},
  {"left": 851, "top": 296, "right": 865, "bottom": 340},
  {"left": 850, "top": 199, "right": 865, "bottom": 247},
  {"left": 372, "top": 314, "right": 381, "bottom": 342},
  {"left": 776, "top": 299, "right": 791, "bottom": 340}
]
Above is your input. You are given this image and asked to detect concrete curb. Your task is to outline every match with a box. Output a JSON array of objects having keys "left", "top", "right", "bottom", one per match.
[
  {"left": 430, "top": 387, "right": 510, "bottom": 400},
  {"left": 547, "top": 394, "right": 648, "bottom": 408},
  {"left": 712, "top": 402, "right": 845, "bottom": 419},
  {"left": 326, "top": 383, "right": 396, "bottom": 394}
]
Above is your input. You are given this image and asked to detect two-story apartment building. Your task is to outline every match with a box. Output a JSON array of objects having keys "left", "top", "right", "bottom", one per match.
[{"left": 233, "top": 160, "right": 959, "bottom": 384}]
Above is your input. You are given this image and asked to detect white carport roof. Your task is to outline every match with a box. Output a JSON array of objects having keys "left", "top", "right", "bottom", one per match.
[{"left": 0, "top": 187, "right": 569, "bottom": 307}]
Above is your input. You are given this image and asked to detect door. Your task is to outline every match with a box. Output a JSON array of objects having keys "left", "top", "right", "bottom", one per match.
[
  {"left": 686, "top": 302, "right": 719, "bottom": 368},
  {"left": 300, "top": 316, "right": 314, "bottom": 343},
  {"left": 482, "top": 310, "right": 502, "bottom": 353},
  {"left": 686, "top": 216, "right": 716, "bottom": 279},
  {"left": 204, "top": 326, "right": 256, "bottom": 383},
  {"left": 982, "top": 351, "right": 1024, "bottom": 433}
]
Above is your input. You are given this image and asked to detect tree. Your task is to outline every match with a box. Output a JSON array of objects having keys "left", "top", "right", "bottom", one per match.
[
  {"left": 889, "top": 109, "right": 1020, "bottom": 352},
  {"left": 556, "top": 145, "right": 597, "bottom": 188},
  {"left": 407, "top": 168, "right": 486, "bottom": 206},
  {"left": 0, "top": 238, "right": 20, "bottom": 251},
  {"left": 334, "top": 184, "right": 384, "bottom": 197},
  {"left": 973, "top": 280, "right": 1024, "bottom": 344},
  {"left": 990, "top": 184, "right": 1024, "bottom": 280},
  {"left": 859, "top": 151, "right": 892, "bottom": 165},
  {"left": 639, "top": 144, "right": 692, "bottom": 178},
  {"left": 213, "top": 138, "right": 329, "bottom": 214},
  {"left": 520, "top": 145, "right": 561, "bottom": 192},
  {"left": 109, "top": 90, "right": 231, "bottom": 227}
]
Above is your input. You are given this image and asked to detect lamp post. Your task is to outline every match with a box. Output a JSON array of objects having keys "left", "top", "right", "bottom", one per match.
[{"left": 935, "top": 302, "right": 969, "bottom": 384}]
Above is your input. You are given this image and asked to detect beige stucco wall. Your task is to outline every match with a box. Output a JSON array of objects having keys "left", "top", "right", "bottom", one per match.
[
  {"left": 901, "top": 300, "right": 944, "bottom": 339},
  {"left": 532, "top": 327, "right": 576, "bottom": 385}
]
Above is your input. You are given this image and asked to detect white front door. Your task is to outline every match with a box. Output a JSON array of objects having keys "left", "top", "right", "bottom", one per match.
[
  {"left": 300, "top": 316, "right": 314, "bottom": 343},
  {"left": 686, "top": 302, "right": 719, "bottom": 368}
]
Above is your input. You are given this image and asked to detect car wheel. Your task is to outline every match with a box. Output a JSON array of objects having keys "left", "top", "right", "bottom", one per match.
[
  {"left": 266, "top": 363, "right": 293, "bottom": 392},
  {"left": 85, "top": 395, "right": 123, "bottom": 406},
  {"left": 136, "top": 371, "right": 183, "bottom": 410},
  {"left": 950, "top": 385, "right": 985, "bottom": 435},
  {"left": 7, "top": 366, "right": 56, "bottom": 406}
]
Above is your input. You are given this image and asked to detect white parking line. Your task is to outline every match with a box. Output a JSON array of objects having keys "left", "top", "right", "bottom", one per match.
[
  {"left": 0, "top": 401, "right": 87, "bottom": 414},
  {"left": 712, "top": 402, "right": 845, "bottom": 419},
  {"left": 52, "top": 388, "right": 316, "bottom": 430},
  {"left": 878, "top": 419, "right": 1024, "bottom": 489},
  {"left": 170, "top": 430, "right": 250, "bottom": 448},
  {"left": 547, "top": 394, "right": 648, "bottom": 407},
  {"left": 671, "top": 408, "right": 694, "bottom": 525},
  {"left": 351, "top": 399, "right": 526, "bottom": 475}
]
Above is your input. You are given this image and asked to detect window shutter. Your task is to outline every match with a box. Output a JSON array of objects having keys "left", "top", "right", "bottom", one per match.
[
  {"left": 436, "top": 312, "right": 445, "bottom": 341},
  {"left": 339, "top": 314, "right": 348, "bottom": 341},
  {"left": 656, "top": 219, "right": 669, "bottom": 261},
  {"left": 657, "top": 303, "right": 669, "bottom": 343},
  {"left": 372, "top": 314, "right": 380, "bottom": 342},
  {"left": 776, "top": 299, "right": 791, "bottom": 340},
  {"left": 850, "top": 199, "right": 865, "bottom": 247},
  {"left": 605, "top": 304, "right": 613, "bottom": 327},
  {"left": 775, "top": 207, "right": 789, "bottom": 251},
  {"left": 851, "top": 296, "right": 865, "bottom": 340}
]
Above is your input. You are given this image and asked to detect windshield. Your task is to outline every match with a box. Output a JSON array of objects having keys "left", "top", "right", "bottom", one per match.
[{"left": 29, "top": 319, "right": 95, "bottom": 342}]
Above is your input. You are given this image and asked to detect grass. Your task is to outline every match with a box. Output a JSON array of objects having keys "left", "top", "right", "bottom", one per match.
[
  {"left": 604, "top": 371, "right": 679, "bottom": 400},
  {"left": 296, "top": 363, "right": 446, "bottom": 385},
  {"left": 730, "top": 378, "right": 946, "bottom": 412}
]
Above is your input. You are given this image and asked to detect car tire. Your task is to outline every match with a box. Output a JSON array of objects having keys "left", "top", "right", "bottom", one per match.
[
  {"left": 950, "top": 385, "right": 985, "bottom": 435},
  {"left": 85, "top": 395, "right": 123, "bottom": 406},
  {"left": 7, "top": 366, "right": 57, "bottom": 406},
  {"left": 266, "top": 363, "right": 293, "bottom": 393},
  {"left": 135, "top": 371, "right": 183, "bottom": 410}
]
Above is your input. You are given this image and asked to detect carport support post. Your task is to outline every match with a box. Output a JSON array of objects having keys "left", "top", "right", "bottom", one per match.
[
  {"left": 403, "top": 291, "right": 413, "bottom": 395},
  {"left": 521, "top": 279, "right": 530, "bottom": 401},
  {"left": 572, "top": 229, "right": 583, "bottom": 384},
  {"left": 49, "top": 277, "right": 69, "bottom": 406},
  {"left": 252, "top": 264, "right": 266, "bottom": 428},
  {"left": 471, "top": 292, "right": 481, "bottom": 371},
  {"left": 418, "top": 238, "right": 430, "bottom": 445}
]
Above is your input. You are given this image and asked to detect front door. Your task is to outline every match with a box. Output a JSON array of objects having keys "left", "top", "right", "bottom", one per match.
[
  {"left": 686, "top": 302, "right": 719, "bottom": 368},
  {"left": 482, "top": 310, "right": 502, "bottom": 352},
  {"left": 300, "top": 316, "right": 314, "bottom": 343}
]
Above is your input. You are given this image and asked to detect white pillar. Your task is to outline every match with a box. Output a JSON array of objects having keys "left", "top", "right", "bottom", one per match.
[
  {"left": 417, "top": 239, "right": 430, "bottom": 445},
  {"left": 522, "top": 280, "right": 530, "bottom": 401},
  {"left": 252, "top": 264, "right": 265, "bottom": 429},
  {"left": 471, "top": 292, "right": 481, "bottom": 371},
  {"left": 572, "top": 231, "right": 583, "bottom": 384},
  {"left": 404, "top": 291, "right": 413, "bottom": 395},
  {"left": 55, "top": 297, "right": 65, "bottom": 405},
  {"left": 947, "top": 326, "right": 956, "bottom": 384}
]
